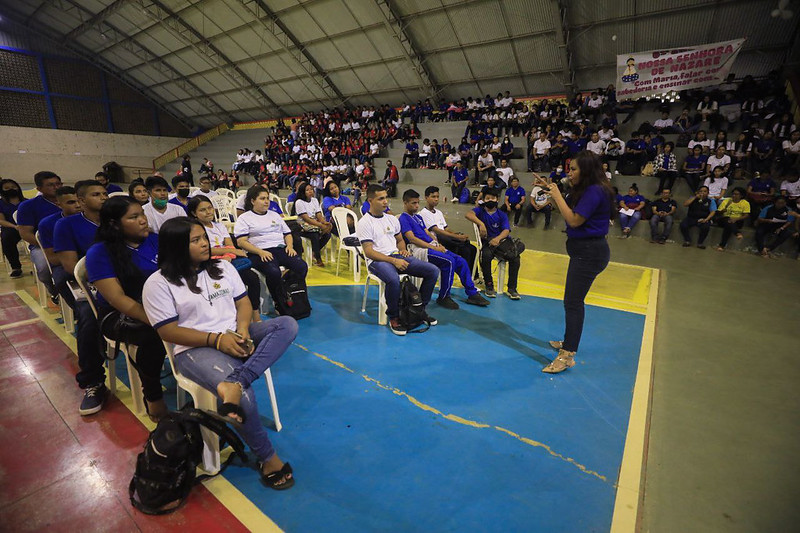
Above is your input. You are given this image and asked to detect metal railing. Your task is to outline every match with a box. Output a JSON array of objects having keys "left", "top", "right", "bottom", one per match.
[{"left": 152, "top": 122, "right": 231, "bottom": 170}]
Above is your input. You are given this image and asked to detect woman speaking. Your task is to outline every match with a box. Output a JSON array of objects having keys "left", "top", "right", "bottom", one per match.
[{"left": 535, "top": 151, "right": 613, "bottom": 374}]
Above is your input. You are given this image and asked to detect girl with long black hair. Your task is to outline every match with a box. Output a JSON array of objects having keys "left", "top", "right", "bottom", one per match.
[
  {"left": 84, "top": 196, "right": 168, "bottom": 419},
  {"left": 534, "top": 151, "right": 613, "bottom": 374},
  {"left": 142, "top": 217, "right": 297, "bottom": 489},
  {"left": 0, "top": 179, "right": 26, "bottom": 277}
]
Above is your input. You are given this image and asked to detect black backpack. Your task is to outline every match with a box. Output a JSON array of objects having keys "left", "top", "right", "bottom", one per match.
[
  {"left": 274, "top": 270, "right": 312, "bottom": 319},
  {"left": 493, "top": 237, "right": 525, "bottom": 261},
  {"left": 398, "top": 277, "right": 429, "bottom": 333},
  {"left": 129, "top": 409, "right": 247, "bottom": 515}
]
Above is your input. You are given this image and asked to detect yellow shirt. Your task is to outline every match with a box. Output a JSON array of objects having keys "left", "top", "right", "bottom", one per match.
[{"left": 718, "top": 198, "right": 750, "bottom": 218}]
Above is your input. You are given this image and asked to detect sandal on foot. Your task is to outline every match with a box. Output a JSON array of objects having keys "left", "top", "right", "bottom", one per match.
[
  {"left": 548, "top": 340, "right": 563, "bottom": 350},
  {"left": 542, "top": 350, "right": 576, "bottom": 374},
  {"left": 206, "top": 402, "right": 247, "bottom": 428},
  {"left": 260, "top": 462, "right": 295, "bottom": 491}
]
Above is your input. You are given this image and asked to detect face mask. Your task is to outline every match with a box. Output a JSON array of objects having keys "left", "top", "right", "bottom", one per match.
[
  {"left": 152, "top": 198, "right": 168, "bottom": 208},
  {"left": 484, "top": 201, "right": 498, "bottom": 210},
  {"left": 177, "top": 188, "right": 190, "bottom": 198},
  {"left": 1, "top": 189, "right": 21, "bottom": 200}
]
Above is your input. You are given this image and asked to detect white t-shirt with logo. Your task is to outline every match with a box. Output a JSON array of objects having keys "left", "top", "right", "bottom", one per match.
[
  {"left": 530, "top": 186, "right": 550, "bottom": 207},
  {"left": 703, "top": 177, "right": 729, "bottom": 198},
  {"left": 204, "top": 221, "right": 230, "bottom": 248},
  {"left": 780, "top": 179, "right": 800, "bottom": 198},
  {"left": 356, "top": 212, "right": 400, "bottom": 265},
  {"left": 533, "top": 139, "right": 551, "bottom": 154},
  {"left": 496, "top": 167, "right": 514, "bottom": 187},
  {"left": 586, "top": 140, "right": 606, "bottom": 155},
  {"left": 233, "top": 210, "right": 291, "bottom": 249},
  {"left": 418, "top": 207, "right": 448, "bottom": 230},
  {"left": 143, "top": 260, "right": 246, "bottom": 355},
  {"left": 190, "top": 189, "right": 217, "bottom": 198},
  {"left": 706, "top": 154, "right": 731, "bottom": 171}
]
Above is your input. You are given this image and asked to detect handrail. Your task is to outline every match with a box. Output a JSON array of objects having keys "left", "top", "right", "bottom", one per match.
[
  {"left": 786, "top": 75, "right": 800, "bottom": 126},
  {"left": 152, "top": 122, "right": 230, "bottom": 170}
]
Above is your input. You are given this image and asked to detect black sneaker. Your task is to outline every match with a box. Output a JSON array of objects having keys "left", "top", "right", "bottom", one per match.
[
  {"left": 50, "top": 294, "right": 60, "bottom": 306},
  {"left": 422, "top": 312, "right": 438, "bottom": 326},
  {"left": 436, "top": 296, "right": 460, "bottom": 310},
  {"left": 10, "top": 269, "right": 22, "bottom": 278},
  {"left": 465, "top": 293, "right": 490, "bottom": 306},
  {"left": 79, "top": 383, "right": 108, "bottom": 416},
  {"left": 507, "top": 289, "right": 521, "bottom": 300},
  {"left": 484, "top": 288, "right": 497, "bottom": 298}
]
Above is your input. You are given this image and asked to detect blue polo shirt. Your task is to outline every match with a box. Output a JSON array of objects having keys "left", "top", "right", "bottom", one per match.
[
  {"left": 0, "top": 199, "right": 19, "bottom": 236},
  {"left": 567, "top": 184, "right": 611, "bottom": 239},
  {"left": 452, "top": 168, "right": 469, "bottom": 184},
  {"left": 269, "top": 200, "right": 283, "bottom": 215},
  {"left": 398, "top": 212, "right": 432, "bottom": 244},
  {"left": 361, "top": 200, "right": 390, "bottom": 216},
  {"left": 748, "top": 178, "right": 776, "bottom": 193},
  {"left": 168, "top": 197, "right": 189, "bottom": 212},
  {"left": 684, "top": 155, "right": 707, "bottom": 170},
  {"left": 53, "top": 213, "right": 100, "bottom": 258},
  {"left": 85, "top": 233, "right": 160, "bottom": 306},
  {"left": 321, "top": 195, "right": 352, "bottom": 221},
  {"left": 626, "top": 139, "right": 646, "bottom": 151},
  {"left": 472, "top": 207, "right": 509, "bottom": 240},
  {"left": 37, "top": 212, "right": 64, "bottom": 251},
  {"left": 106, "top": 184, "right": 123, "bottom": 194},
  {"left": 405, "top": 142, "right": 419, "bottom": 152},
  {"left": 16, "top": 195, "right": 61, "bottom": 232},
  {"left": 505, "top": 186, "right": 525, "bottom": 205}
]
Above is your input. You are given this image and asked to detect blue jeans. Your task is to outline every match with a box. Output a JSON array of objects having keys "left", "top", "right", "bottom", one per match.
[
  {"left": 175, "top": 316, "right": 299, "bottom": 461},
  {"left": 619, "top": 211, "right": 641, "bottom": 231},
  {"left": 53, "top": 266, "right": 105, "bottom": 389},
  {"left": 368, "top": 255, "right": 440, "bottom": 319},
  {"left": 650, "top": 214, "right": 673, "bottom": 240},
  {"left": 563, "top": 237, "right": 610, "bottom": 352},
  {"left": 427, "top": 249, "right": 478, "bottom": 300}
]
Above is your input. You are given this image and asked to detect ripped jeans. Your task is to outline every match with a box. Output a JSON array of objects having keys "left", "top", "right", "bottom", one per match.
[{"left": 174, "top": 316, "right": 298, "bottom": 461}]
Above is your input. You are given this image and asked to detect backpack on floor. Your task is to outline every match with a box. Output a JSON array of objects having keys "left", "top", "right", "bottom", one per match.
[
  {"left": 274, "top": 270, "right": 312, "bottom": 319},
  {"left": 459, "top": 186, "right": 471, "bottom": 204},
  {"left": 129, "top": 409, "right": 247, "bottom": 515},
  {"left": 398, "top": 277, "right": 429, "bottom": 333},
  {"left": 469, "top": 189, "right": 481, "bottom": 203}
]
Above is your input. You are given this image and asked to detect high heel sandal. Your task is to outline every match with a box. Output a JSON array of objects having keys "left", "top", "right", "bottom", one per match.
[{"left": 542, "top": 349, "right": 576, "bottom": 374}]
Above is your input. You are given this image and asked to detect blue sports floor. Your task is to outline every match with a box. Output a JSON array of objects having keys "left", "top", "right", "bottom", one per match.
[{"left": 112, "top": 281, "right": 648, "bottom": 532}]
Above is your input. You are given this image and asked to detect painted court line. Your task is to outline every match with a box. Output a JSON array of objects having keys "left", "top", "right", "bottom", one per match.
[
  {"left": 13, "top": 290, "right": 283, "bottom": 533},
  {"left": 610, "top": 268, "right": 660, "bottom": 533},
  {"left": 293, "top": 342, "right": 609, "bottom": 482},
  {"left": 0, "top": 317, "right": 41, "bottom": 330}
]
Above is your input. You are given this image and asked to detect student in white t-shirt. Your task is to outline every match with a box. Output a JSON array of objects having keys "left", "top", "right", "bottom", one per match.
[
  {"left": 188, "top": 195, "right": 262, "bottom": 320},
  {"left": 419, "top": 186, "right": 477, "bottom": 269},
  {"left": 190, "top": 175, "right": 217, "bottom": 198},
  {"left": 495, "top": 159, "right": 513, "bottom": 189},
  {"left": 703, "top": 166, "right": 729, "bottom": 200},
  {"left": 234, "top": 187, "right": 308, "bottom": 304},
  {"left": 142, "top": 217, "right": 298, "bottom": 490},
  {"left": 294, "top": 181, "right": 332, "bottom": 266},
  {"left": 143, "top": 176, "right": 185, "bottom": 233},
  {"left": 356, "top": 185, "right": 440, "bottom": 335}
]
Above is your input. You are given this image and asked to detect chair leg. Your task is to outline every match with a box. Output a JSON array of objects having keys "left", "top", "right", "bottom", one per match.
[
  {"left": 361, "top": 276, "right": 370, "bottom": 313},
  {"left": 263, "top": 369, "right": 282, "bottom": 432},
  {"left": 61, "top": 301, "right": 74, "bottom": 334},
  {"left": 377, "top": 281, "right": 387, "bottom": 326},
  {"left": 193, "top": 389, "right": 222, "bottom": 475},
  {"left": 124, "top": 346, "right": 145, "bottom": 415},
  {"left": 336, "top": 243, "right": 342, "bottom": 277},
  {"left": 497, "top": 262, "right": 507, "bottom": 295},
  {"left": 106, "top": 349, "right": 117, "bottom": 395},
  {"left": 352, "top": 251, "right": 360, "bottom": 283}
]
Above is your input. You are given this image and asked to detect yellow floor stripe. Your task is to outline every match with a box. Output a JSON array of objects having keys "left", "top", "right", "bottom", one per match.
[
  {"left": 14, "top": 290, "right": 282, "bottom": 532},
  {"left": 294, "top": 342, "right": 608, "bottom": 482},
  {"left": 610, "top": 269, "right": 660, "bottom": 533},
  {"left": 0, "top": 317, "right": 41, "bottom": 330}
]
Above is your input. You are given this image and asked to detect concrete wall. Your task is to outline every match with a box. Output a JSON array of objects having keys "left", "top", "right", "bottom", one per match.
[{"left": 0, "top": 126, "right": 188, "bottom": 187}]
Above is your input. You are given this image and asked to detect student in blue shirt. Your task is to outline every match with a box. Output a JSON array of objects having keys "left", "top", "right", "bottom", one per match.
[
  {"left": 402, "top": 139, "right": 419, "bottom": 168},
  {"left": 465, "top": 187, "right": 521, "bottom": 299},
  {"left": 681, "top": 145, "right": 707, "bottom": 192},
  {"left": 535, "top": 151, "right": 613, "bottom": 374},
  {"left": 450, "top": 161, "right": 469, "bottom": 203},
  {"left": 399, "top": 189, "right": 489, "bottom": 309},
  {"left": 85, "top": 196, "right": 167, "bottom": 420},
  {"left": 95, "top": 171, "right": 123, "bottom": 194},
  {"left": 16, "top": 171, "right": 62, "bottom": 298},
  {"left": 500, "top": 177, "right": 526, "bottom": 226},
  {"left": 38, "top": 186, "right": 81, "bottom": 270},
  {"left": 169, "top": 175, "right": 191, "bottom": 212},
  {"left": 618, "top": 184, "right": 647, "bottom": 237},
  {"left": 321, "top": 181, "right": 353, "bottom": 230},
  {"left": 53, "top": 181, "right": 108, "bottom": 416}
]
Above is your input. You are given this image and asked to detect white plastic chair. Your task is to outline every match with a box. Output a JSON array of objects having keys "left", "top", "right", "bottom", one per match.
[
  {"left": 216, "top": 188, "right": 236, "bottom": 201},
  {"left": 211, "top": 195, "right": 233, "bottom": 223},
  {"left": 356, "top": 244, "right": 409, "bottom": 326},
  {"left": 108, "top": 191, "right": 128, "bottom": 197},
  {"left": 472, "top": 223, "right": 506, "bottom": 295},
  {"left": 236, "top": 189, "right": 247, "bottom": 199},
  {"left": 189, "top": 187, "right": 200, "bottom": 196},
  {"left": 73, "top": 258, "right": 125, "bottom": 402},
  {"left": 331, "top": 207, "right": 361, "bottom": 281},
  {"left": 162, "top": 341, "right": 282, "bottom": 475},
  {"left": 35, "top": 232, "right": 74, "bottom": 333}
]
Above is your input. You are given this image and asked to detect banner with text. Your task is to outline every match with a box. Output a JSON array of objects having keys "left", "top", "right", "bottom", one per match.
[{"left": 617, "top": 38, "right": 746, "bottom": 99}]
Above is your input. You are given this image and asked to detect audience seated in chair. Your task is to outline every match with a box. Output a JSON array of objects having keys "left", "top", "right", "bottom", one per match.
[
  {"left": 420, "top": 186, "right": 477, "bottom": 270},
  {"left": 680, "top": 186, "right": 717, "bottom": 249},
  {"left": 649, "top": 188, "right": 677, "bottom": 244}
]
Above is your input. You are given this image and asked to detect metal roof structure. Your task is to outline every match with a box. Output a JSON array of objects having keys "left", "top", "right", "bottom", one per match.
[{"left": 2, "top": 0, "right": 798, "bottom": 128}]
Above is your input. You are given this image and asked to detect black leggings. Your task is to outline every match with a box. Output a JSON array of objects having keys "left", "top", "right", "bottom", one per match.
[
  {"left": 248, "top": 247, "right": 308, "bottom": 302},
  {"left": 237, "top": 266, "right": 261, "bottom": 312},
  {"left": 300, "top": 231, "right": 331, "bottom": 261},
  {"left": 98, "top": 308, "right": 167, "bottom": 402},
  {"left": 563, "top": 237, "right": 610, "bottom": 352},
  {"left": 1, "top": 228, "right": 22, "bottom": 270}
]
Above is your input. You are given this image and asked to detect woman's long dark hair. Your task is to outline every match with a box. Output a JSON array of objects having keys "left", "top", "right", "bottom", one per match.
[
  {"left": 324, "top": 180, "right": 339, "bottom": 197},
  {"left": 567, "top": 150, "right": 614, "bottom": 208},
  {"left": 296, "top": 181, "right": 312, "bottom": 202},
  {"left": 157, "top": 217, "right": 222, "bottom": 294},
  {"left": 244, "top": 185, "right": 267, "bottom": 211},
  {"left": 96, "top": 197, "right": 147, "bottom": 301},
  {"left": 0, "top": 179, "right": 26, "bottom": 201}
]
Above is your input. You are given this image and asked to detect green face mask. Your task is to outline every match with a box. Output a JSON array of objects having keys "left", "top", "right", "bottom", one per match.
[{"left": 152, "top": 198, "right": 168, "bottom": 208}]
